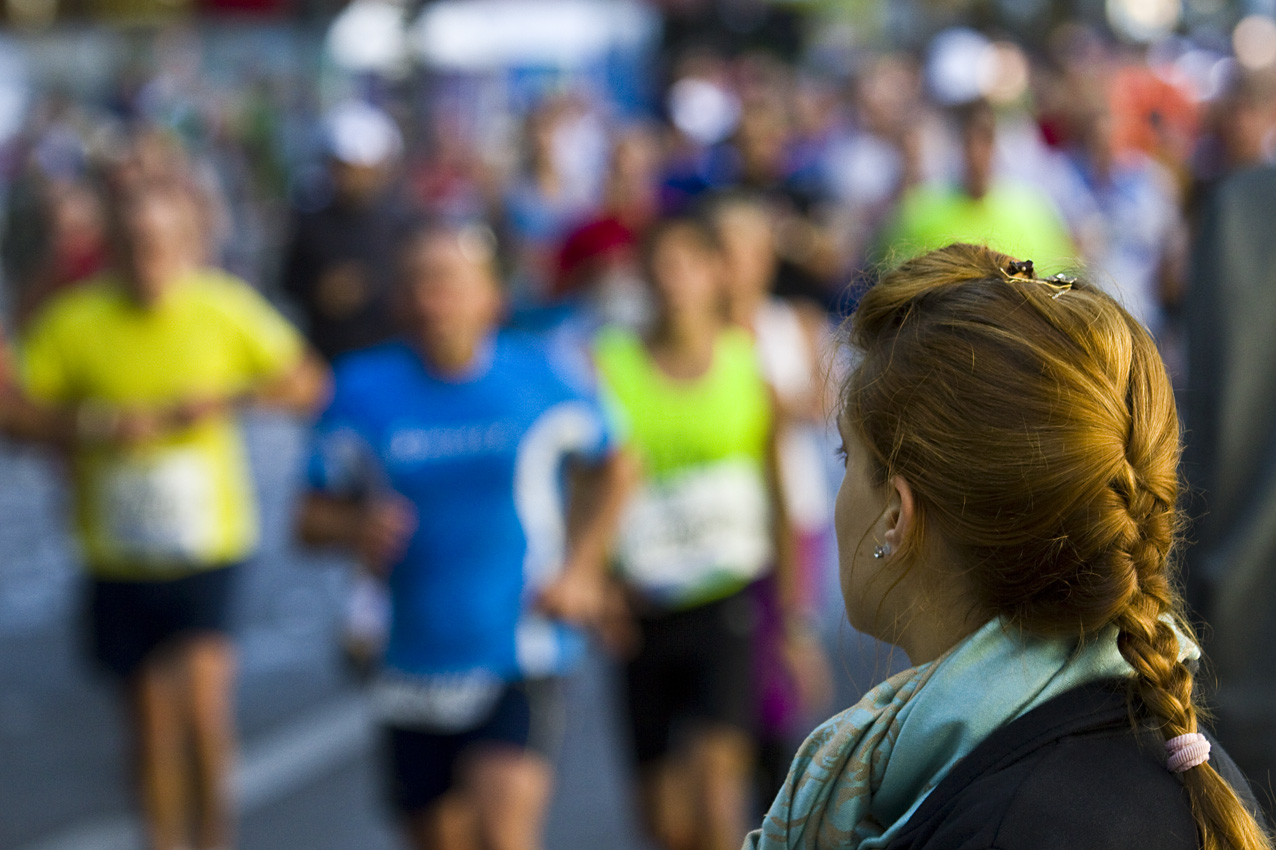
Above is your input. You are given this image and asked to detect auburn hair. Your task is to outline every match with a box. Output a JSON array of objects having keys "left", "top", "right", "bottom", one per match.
[{"left": 842, "top": 242, "right": 1269, "bottom": 850}]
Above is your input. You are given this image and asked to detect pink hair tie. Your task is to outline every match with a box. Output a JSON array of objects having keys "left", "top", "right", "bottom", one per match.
[{"left": 1166, "top": 732, "right": 1211, "bottom": 773}]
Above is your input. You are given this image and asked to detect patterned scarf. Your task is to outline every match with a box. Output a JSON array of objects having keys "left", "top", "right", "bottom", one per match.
[{"left": 745, "top": 618, "right": 1149, "bottom": 850}]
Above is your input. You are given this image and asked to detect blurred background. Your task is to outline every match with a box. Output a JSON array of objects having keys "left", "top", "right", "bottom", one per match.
[{"left": 4, "top": 0, "right": 1276, "bottom": 847}]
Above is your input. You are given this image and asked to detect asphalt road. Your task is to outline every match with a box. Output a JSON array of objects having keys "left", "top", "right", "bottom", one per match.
[{"left": 0, "top": 413, "right": 892, "bottom": 850}]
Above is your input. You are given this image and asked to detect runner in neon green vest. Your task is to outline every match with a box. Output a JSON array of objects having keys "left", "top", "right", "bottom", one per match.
[{"left": 594, "top": 214, "right": 820, "bottom": 850}]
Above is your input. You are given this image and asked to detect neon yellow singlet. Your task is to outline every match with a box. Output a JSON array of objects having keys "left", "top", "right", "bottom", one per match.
[
  {"left": 879, "top": 181, "right": 1076, "bottom": 273},
  {"left": 21, "top": 270, "right": 305, "bottom": 579},
  {"left": 593, "top": 325, "right": 773, "bottom": 609}
]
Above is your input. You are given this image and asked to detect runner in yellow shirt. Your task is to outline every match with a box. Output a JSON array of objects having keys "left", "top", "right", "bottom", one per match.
[{"left": 15, "top": 172, "right": 328, "bottom": 850}]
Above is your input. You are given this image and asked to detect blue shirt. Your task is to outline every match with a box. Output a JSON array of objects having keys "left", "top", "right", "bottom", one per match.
[{"left": 306, "top": 335, "right": 617, "bottom": 682}]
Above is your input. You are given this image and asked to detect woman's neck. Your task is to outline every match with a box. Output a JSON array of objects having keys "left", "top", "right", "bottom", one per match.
[
  {"left": 121, "top": 259, "right": 191, "bottom": 309},
  {"left": 414, "top": 333, "right": 491, "bottom": 380},
  {"left": 895, "top": 572, "right": 988, "bottom": 666},
  {"left": 898, "top": 618, "right": 981, "bottom": 666},
  {"left": 649, "top": 311, "right": 720, "bottom": 381},
  {"left": 533, "top": 161, "right": 561, "bottom": 197},
  {"left": 726, "top": 289, "right": 766, "bottom": 332}
]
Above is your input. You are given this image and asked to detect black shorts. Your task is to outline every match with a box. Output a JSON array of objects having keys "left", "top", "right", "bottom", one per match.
[
  {"left": 625, "top": 590, "right": 757, "bottom": 766},
  {"left": 382, "top": 678, "right": 565, "bottom": 816},
  {"left": 86, "top": 564, "right": 240, "bottom": 680}
]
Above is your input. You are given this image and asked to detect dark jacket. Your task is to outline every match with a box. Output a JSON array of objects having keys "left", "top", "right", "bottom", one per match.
[
  {"left": 1182, "top": 164, "right": 1276, "bottom": 794},
  {"left": 885, "top": 680, "right": 1262, "bottom": 850},
  {"left": 281, "top": 192, "right": 422, "bottom": 362}
]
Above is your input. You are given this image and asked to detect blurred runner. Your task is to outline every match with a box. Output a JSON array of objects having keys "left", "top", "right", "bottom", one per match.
[
  {"left": 877, "top": 99, "right": 1075, "bottom": 271},
  {"left": 593, "top": 214, "right": 816, "bottom": 850},
  {"left": 296, "top": 223, "right": 632, "bottom": 850},
  {"left": 706, "top": 193, "right": 835, "bottom": 805},
  {"left": 0, "top": 326, "right": 49, "bottom": 438},
  {"left": 281, "top": 101, "right": 421, "bottom": 363},
  {"left": 1, "top": 176, "right": 108, "bottom": 330},
  {"left": 1058, "top": 99, "right": 1187, "bottom": 373},
  {"left": 281, "top": 101, "right": 424, "bottom": 672},
  {"left": 0, "top": 326, "right": 27, "bottom": 435},
  {"left": 552, "top": 126, "right": 662, "bottom": 331},
  {"left": 502, "top": 97, "right": 605, "bottom": 301},
  {"left": 14, "top": 172, "right": 328, "bottom": 850}
]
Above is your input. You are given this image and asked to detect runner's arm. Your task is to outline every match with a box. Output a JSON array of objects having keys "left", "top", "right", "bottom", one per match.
[
  {"left": 1, "top": 392, "right": 168, "bottom": 448},
  {"left": 295, "top": 491, "right": 416, "bottom": 576},
  {"left": 765, "top": 401, "right": 802, "bottom": 631},
  {"left": 536, "top": 446, "right": 640, "bottom": 625},
  {"left": 296, "top": 492, "right": 363, "bottom": 548},
  {"left": 0, "top": 325, "right": 73, "bottom": 444},
  {"left": 242, "top": 349, "right": 330, "bottom": 415},
  {"left": 766, "top": 413, "right": 833, "bottom": 712},
  {"left": 566, "top": 447, "right": 640, "bottom": 574},
  {"left": 8, "top": 350, "right": 332, "bottom": 447},
  {"left": 0, "top": 393, "right": 77, "bottom": 446},
  {"left": 173, "top": 349, "right": 331, "bottom": 425}
]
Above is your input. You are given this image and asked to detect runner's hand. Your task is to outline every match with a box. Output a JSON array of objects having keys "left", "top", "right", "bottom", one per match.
[
  {"left": 169, "top": 396, "right": 231, "bottom": 429},
  {"left": 594, "top": 580, "right": 641, "bottom": 658},
  {"left": 76, "top": 403, "right": 201, "bottom": 447},
  {"left": 535, "top": 563, "right": 607, "bottom": 627},
  {"left": 781, "top": 626, "right": 834, "bottom": 715},
  {"left": 111, "top": 409, "right": 174, "bottom": 446},
  {"left": 355, "top": 497, "right": 417, "bottom": 577}
]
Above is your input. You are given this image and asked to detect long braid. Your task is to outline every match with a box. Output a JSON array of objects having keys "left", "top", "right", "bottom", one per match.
[{"left": 1110, "top": 314, "right": 1269, "bottom": 850}]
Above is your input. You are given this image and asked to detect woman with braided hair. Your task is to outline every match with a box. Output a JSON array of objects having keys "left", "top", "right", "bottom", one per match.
[{"left": 748, "top": 242, "right": 1270, "bottom": 850}]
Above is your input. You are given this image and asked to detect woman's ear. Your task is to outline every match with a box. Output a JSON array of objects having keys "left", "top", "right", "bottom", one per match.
[{"left": 882, "top": 475, "right": 916, "bottom": 554}]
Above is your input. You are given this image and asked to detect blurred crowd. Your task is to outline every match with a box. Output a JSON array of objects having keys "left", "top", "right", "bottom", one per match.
[
  {"left": 3, "top": 4, "right": 1276, "bottom": 850},
  {"left": 8, "top": 16, "right": 1276, "bottom": 346}
]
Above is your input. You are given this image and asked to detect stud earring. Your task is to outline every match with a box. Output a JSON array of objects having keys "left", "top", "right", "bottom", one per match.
[{"left": 873, "top": 544, "right": 890, "bottom": 559}]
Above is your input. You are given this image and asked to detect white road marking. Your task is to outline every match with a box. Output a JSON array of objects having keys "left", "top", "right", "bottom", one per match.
[
  {"left": 234, "top": 694, "right": 371, "bottom": 808},
  {"left": 14, "top": 694, "right": 371, "bottom": 850}
]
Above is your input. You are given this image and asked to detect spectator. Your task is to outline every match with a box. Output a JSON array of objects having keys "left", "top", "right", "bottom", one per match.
[
  {"left": 2, "top": 176, "right": 108, "bottom": 330},
  {"left": 749, "top": 243, "right": 1267, "bottom": 850}
]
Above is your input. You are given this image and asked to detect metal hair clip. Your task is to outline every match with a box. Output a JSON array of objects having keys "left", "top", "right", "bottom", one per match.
[
  {"left": 1041, "top": 272, "right": 1076, "bottom": 299},
  {"left": 1002, "top": 260, "right": 1075, "bottom": 299},
  {"left": 1005, "top": 259, "right": 1035, "bottom": 279}
]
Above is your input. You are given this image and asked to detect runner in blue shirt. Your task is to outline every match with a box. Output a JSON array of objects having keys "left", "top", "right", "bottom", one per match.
[{"left": 296, "top": 223, "right": 633, "bottom": 850}]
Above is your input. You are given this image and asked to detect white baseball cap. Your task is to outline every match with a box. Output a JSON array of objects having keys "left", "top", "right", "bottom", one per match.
[{"left": 324, "top": 101, "right": 404, "bottom": 166}]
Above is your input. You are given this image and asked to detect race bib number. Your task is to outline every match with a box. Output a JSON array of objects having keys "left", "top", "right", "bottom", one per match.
[
  {"left": 615, "top": 459, "right": 773, "bottom": 605},
  {"left": 370, "top": 670, "right": 505, "bottom": 733},
  {"left": 96, "top": 450, "right": 218, "bottom": 565}
]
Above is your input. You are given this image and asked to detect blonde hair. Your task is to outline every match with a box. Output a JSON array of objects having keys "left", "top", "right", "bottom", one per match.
[{"left": 842, "top": 242, "right": 1269, "bottom": 850}]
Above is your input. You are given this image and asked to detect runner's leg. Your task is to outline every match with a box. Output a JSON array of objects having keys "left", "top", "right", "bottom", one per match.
[
  {"left": 466, "top": 746, "right": 553, "bottom": 850},
  {"left": 132, "top": 652, "right": 193, "bottom": 850},
  {"left": 388, "top": 723, "right": 484, "bottom": 850},
  {"left": 686, "top": 592, "right": 757, "bottom": 850},
  {"left": 689, "top": 725, "right": 754, "bottom": 850},
  {"left": 638, "top": 756, "right": 696, "bottom": 850},
  {"left": 403, "top": 793, "right": 481, "bottom": 850},
  {"left": 184, "top": 633, "right": 238, "bottom": 850}
]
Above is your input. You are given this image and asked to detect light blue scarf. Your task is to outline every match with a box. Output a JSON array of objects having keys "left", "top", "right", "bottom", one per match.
[{"left": 745, "top": 618, "right": 1165, "bottom": 850}]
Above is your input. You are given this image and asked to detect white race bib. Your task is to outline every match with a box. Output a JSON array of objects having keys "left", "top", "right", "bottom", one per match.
[
  {"left": 615, "top": 458, "right": 773, "bottom": 605},
  {"left": 96, "top": 449, "right": 218, "bottom": 565},
  {"left": 370, "top": 670, "right": 504, "bottom": 732}
]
